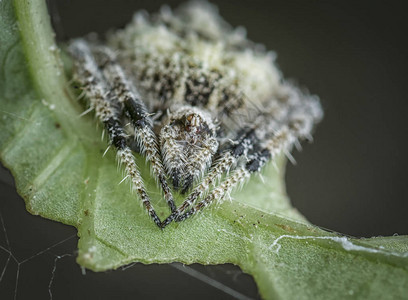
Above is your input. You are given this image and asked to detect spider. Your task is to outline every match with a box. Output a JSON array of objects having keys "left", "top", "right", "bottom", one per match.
[{"left": 68, "top": 1, "right": 323, "bottom": 229}]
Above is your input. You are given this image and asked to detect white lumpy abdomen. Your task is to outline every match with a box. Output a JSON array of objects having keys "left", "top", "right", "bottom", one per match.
[{"left": 108, "top": 1, "right": 283, "bottom": 116}]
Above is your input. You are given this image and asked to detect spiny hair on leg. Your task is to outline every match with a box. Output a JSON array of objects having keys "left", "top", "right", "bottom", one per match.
[
  {"left": 176, "top": 167, "right": 251, "bottom": 222},
  {"left": 160, "top": 127, "right": 258, "bottom": 227},
  {"left": 88, "top": 42, "right": 177, "bottom": 213},
  {"left": 69, "top": 39, "right": 163, "bottom": 227}
]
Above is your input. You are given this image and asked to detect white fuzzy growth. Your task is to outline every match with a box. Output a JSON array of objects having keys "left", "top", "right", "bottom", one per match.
[
  {"left": 228, "top": 50, "right": 281, "bottom": 104},
  {"left": 108, "top": 1, "right": 283, "bottom": 111},
  {"left": 174, "top": 1, "right": 225, "bottom": 40}
]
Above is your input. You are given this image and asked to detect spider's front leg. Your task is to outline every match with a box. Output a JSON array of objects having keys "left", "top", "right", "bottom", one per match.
[
  {"left": 175, "top": 134, "right": 282, "bottom": 223},
  {"left": 68, "top": 39, "right": 163, "bottom": 227},
  {"left": 91, "top": 45, "right": 177, "bottom": 213},
  {"left": 160, "top": 127, "right": 258, "bottom": 227}
]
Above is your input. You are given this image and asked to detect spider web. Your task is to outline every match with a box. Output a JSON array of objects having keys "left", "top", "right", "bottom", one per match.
[{"left": 0, "top": 165, "right": 259, "bottom": 300}]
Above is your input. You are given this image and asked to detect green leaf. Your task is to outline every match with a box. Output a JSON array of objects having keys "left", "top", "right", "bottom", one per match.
[{"left": 1, "top": 0, "right": 407, "bottom": 299}]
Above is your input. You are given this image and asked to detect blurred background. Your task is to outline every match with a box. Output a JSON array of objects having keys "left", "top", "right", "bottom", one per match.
[{"left": 1, "top": 0, "right": 407, "bottom": 298}]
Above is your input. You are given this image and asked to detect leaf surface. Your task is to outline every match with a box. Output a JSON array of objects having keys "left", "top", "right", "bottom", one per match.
[{"left": 1, "top": 0, "right": 407, "bottom": 298}]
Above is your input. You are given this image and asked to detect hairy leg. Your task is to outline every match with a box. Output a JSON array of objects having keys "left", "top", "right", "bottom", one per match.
[
  {"left": 91, "top": 44, "right": 176, "bottom": 212},
  {"left": 69, "top": 39, "right": 163, "bottom": 227},
  {"left": 161, "top": 127, "right": 258, "bottom": 227}
]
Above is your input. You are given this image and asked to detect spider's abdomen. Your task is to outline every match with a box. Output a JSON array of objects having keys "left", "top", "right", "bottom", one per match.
[{"left": 107, "top": 2, "right": 282, "bottom": 124}]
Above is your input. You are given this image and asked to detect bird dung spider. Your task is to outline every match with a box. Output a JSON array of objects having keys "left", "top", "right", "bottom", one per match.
[{"left": 68, "top": 1, "right": 323, "bottom": 229}]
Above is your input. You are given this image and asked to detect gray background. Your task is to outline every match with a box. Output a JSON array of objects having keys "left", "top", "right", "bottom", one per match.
[{"left": 1, "top": 0, "right": 407, "bottom": 299}]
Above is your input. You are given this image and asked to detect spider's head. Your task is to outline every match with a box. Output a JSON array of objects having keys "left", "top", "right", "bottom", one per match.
[{"left": 160, "top": 106, "right": 219, "bottom": 192}]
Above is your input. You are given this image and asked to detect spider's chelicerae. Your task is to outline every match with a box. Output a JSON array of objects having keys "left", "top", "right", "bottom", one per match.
[{"left": 68, "top": 1, "right": 323, "bottom": 228}]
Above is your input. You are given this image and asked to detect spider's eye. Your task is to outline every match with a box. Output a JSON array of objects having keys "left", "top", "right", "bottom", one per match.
[
  {"left": 186, "top": 114, "right": 194, "bottom": 123},
  {"left": 160, "top": 106, "right": 219, "bottom": 192},
  {"left": 185, "top": 114, "right": 203, "bottom": 133}
]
